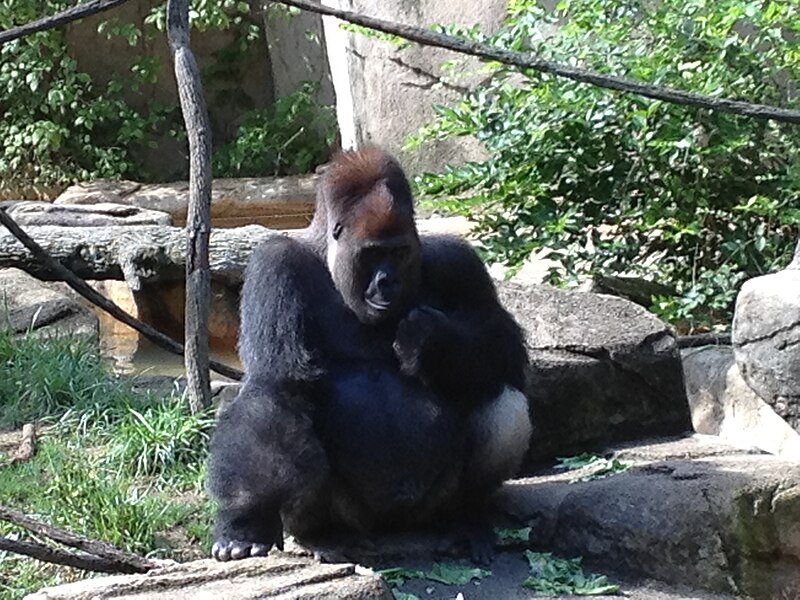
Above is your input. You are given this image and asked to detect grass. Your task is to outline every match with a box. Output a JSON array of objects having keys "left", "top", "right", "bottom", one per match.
[{"left": 0, "top": 329, "right": 215, "bottom": 599}]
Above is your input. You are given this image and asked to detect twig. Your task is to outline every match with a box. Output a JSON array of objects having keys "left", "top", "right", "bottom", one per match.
[
  {"left": 0, "top": 207, "right": 243, "bottom": 381},
  {"left": 8, "top": 424, "right": 36, "bottom": 465},
  {"left": 0, "top": 536, "right": 145, "bottom": 574},
  {"left": 168, "top": 0, "right": 214, "bottom": 411},
  {"left": 0, "top": 0, "right": 133, "bottom": 46},
  {"left": 676, "top": 332, "right": 732, "bottom": 348},
  {"left": 0, "top": 505, "right": 156, "bottom": 573},
  {"left": 273, "top": 0, "right": 800, "bottom": 124}
]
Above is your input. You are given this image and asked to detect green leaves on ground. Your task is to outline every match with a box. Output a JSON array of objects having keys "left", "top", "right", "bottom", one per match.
[
  {"left": 379, "top": 562, "right": 491, "bottom": 587},
  {"left": 556, "top": 453, "right": 631, "bottom": 483},
  {"left": 523, "top": 551, "right": 620, "bottom": 596},
  {"left": 495, "top": 525, "right": 532, "bottom": 543}
]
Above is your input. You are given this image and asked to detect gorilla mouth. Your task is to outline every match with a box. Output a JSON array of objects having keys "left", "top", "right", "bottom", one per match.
[{"left": 365, "top": 297, "right": 392, "bottom": 312}]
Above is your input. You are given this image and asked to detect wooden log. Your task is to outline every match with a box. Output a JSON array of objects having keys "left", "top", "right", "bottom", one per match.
[{"left": 0, "top": 224, "right": 282, "bottom": 288}]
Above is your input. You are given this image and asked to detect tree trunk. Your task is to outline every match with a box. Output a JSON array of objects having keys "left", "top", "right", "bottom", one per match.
[{"left": 168, "top": 0, "right": 214, "bottom": 413}]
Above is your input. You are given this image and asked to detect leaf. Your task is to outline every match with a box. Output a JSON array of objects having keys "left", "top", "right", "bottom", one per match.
[
  {"left": 523, "top": 551, "right": 620, "bottom": 596},
  {"left": 424, "top": 562, "right": 491, "bottom": 585},
  {"left": 495, "top": 526, "right": 532, "bottom": 542}
]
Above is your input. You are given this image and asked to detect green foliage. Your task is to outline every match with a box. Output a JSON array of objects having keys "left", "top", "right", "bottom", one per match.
[
  {"left": 523, "top": 551, "right": 619, "bottom": 595},
  {"left": 495, "top": 525, "right": 532, "bottom": 542},
  {"left": 213, "top": 82, "right": 336, "bottom": 177},
  {"left": 0, "top": 1, "right": 178, "bottom": 195},
  {"left": 555, "top": 453, "right": 631, "bottom": 482},
  {"left": 340, "top": 23, "right": 411, "bottom": 48},
  {"left": 380, "top": 562, "right": 492, "bottom": 587},
  {"left": 1, "top": 1, "right": 330, "bottom": 194},
  {"left": 409, "top": 0, "right": 800, "bottom": 330},
  {"left": 0, "top": 330, "right": 213, "bottom": 598},
  {"left": 103, "top": 401, "right": 214, "bottom": 478},
  {"left": 0, "top": 329, "right": 121, "bottom": 427}
]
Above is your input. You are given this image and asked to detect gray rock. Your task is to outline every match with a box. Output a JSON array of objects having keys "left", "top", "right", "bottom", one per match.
[
  {"left": 24, "top": 554, "right": 391, "bottom": 600},
  {"left": 732, "top": 268, "right": 800, "bottom": 432},
  {"left": 0, "top": 201, "right": 172, "bottom": 227},
  {"left": 496, "top": 435, "right": 800, "bottom": 600},
  {"left": 682, "top": 346, "right": 800, "bottom": 457},
  {"left": 0, "top": 268, "right": 98, "bottom": 341},
  {"left": 497, "top": 281, "right": 691, "bottom": 461}
]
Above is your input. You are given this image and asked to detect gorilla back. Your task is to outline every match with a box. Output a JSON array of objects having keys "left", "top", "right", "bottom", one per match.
[{"left": 207, "top": 147, "right": 531, "bottom": 562}]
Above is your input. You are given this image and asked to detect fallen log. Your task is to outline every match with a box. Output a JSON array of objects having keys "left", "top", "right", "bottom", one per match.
[{"left": 0, "top": 224, "right": 283, "bottom": 288}]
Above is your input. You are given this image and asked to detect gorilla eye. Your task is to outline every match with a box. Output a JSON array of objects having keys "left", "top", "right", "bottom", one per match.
[{"left": 332, "top": 223, "right": 343, "bottom": 240}]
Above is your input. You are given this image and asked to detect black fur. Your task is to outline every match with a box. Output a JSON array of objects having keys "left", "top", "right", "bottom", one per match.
[{"left": 208, "top": 148, "right": 529, "bottom": 562}]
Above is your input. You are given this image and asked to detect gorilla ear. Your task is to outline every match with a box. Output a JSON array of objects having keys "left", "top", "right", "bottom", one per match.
[{"left": 332, "top": 222, "right": 343, "bottom": 241}]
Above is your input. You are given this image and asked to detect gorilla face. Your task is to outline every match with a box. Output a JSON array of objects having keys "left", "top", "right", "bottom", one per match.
[{"left": 328, "top": 225, "right": 422, "bottom": 325}]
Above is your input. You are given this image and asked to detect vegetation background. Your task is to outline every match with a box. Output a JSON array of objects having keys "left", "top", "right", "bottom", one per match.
[{"left": 0, "top": 0, "right": 798, "bottom": 596}]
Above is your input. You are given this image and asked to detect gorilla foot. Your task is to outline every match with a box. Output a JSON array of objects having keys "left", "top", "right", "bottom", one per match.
[{"left": 211, "top": 539, "right": 277, "bottom": 561}]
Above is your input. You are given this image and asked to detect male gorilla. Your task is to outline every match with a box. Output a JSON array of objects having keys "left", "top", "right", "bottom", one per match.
[{"left": 208, "top": 147, "right": 531, "bottom": 561}]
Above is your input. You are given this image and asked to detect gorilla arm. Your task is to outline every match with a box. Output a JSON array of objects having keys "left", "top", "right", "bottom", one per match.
[
  {"left": 393, "top": 235, "right": 528, "bottom": 406},
  {"left": 208, "top": 237, "right": 334, "bottom": 560}
]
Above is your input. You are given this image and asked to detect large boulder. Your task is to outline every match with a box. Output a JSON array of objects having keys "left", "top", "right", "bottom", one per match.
[
  {"left": 497, "top": 435, "right": 800, "bottom": 600},
  {"left": 0, "top": 268, "right": 98, "bottom": 341},
  {"left": 25, "top": 554, "right": 392, "bottom": 600},
  {"left": 496, "top": 281, "right": 691, "bottom": 461},
  {"left": 682, "top": 345, "right": 800, "bottom": 457},
  {"left": 732, "top": 248, "right": 800, "bottom": 432}
]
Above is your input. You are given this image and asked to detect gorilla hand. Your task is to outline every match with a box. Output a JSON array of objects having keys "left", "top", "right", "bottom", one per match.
[
  {"left": 393, "top": 305, "right": 450, "bottom": 378},
  {"left": 211, "top": 510, "right": 284, "bottom": 561}
]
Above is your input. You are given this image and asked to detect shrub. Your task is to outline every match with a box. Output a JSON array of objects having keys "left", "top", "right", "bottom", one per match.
[{"left": 409, "top": 0, "right": 800, "bottom": 330}]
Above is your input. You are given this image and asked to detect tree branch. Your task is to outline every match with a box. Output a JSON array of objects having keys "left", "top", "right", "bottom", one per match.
[
  {"left": 168, "top": 0, "right": 214, "bottom": 411},
  {"left": 0, "top": 208, "right": 243, "bottom": 380},
  {"left": 274, "top": 0, "right": 800, "bottom": 125},
  {"left": 0, "top": 536, "right": 145, "bottom": 574},
  {"left": 0, "top": 505, "right": 156, "bottom": 574},
  {"left": 0, "top": 0, "right": 133, "bottom": 46}
]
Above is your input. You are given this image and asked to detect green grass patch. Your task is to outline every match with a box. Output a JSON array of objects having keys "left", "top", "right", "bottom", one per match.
[{"left": 0, "top": 330, "right": 215, "bottom": 598}]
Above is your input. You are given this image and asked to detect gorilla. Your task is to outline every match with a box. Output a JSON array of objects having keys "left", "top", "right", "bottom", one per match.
[{"left": 208, "top": 147, "right": 531, "bottom": 562}]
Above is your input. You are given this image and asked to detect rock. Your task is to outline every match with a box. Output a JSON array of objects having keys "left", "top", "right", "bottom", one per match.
[
  {"left": 322, "top": 0, "right": 507, "bottom": 174},
  {"left": 496, "top": 435, "right": 800, "bottom": 600},
  {"left": 25, "top": 554, "right": 391, "bottom": 600},
  {"left": 0, "top": 201, "right": 172, "bottom": 227},
  {"left": 682, "top": 346, "right": 800, "bottom": 458},
  {"left": 732, "top": 268, "right": 800, "bottom": 432},
  {"left": 0, "top": 268, "right": 98, "bottom": 341},
  {"left": 54, "top": 176, "right": 318, "bottom": 229},
  {"left": 496, "top": 281, "right": 691, "bottom": 461}
]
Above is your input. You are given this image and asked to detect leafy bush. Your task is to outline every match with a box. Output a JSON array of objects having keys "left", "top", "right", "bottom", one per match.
[
  {"left": 0, "top": 1, "right": 177, "bottom": 196},
  {"left": 0, "top": 1, "right": 332, "bottom": 195},
  {"left": 213, "top": 82, "right": 337, "bottom": 177},
  {"left": 409, "top": 0, "right": 800, "bottom": 330}
]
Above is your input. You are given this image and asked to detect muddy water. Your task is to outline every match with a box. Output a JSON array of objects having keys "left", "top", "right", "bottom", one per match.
[{"left": 93, "top": 281, "right": 241, "bottom": 380}]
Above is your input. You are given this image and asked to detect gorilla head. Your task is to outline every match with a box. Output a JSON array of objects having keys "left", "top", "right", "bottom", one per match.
[{"left": 320, "top": 148, "right": 423, "bottom": 324}]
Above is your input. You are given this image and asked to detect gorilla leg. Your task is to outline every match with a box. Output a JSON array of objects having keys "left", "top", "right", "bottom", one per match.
[
  {"left": 208, "top": 385, "right": 329, "bottom": 560},
  {"left": 466, "top": 386, "right": 532, "bottom": 491}
]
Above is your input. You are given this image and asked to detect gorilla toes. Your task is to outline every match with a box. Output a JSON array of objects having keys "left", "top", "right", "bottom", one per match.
[{"left": 211, "top": 540, "right": 274, "bottom": 561}]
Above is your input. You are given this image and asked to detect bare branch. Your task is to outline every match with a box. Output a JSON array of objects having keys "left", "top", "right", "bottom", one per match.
[
  {"left": 0, "top": 505, "right": 156, "bottom": 573},
  {"left": 168, "top": 0, "right": 214, "bottom": 411},
  {"left": 0, "top": 536, "right": 145, "bottom": 574},
  {"left": 274, "top": 0, "right": 800, "bottom": 124},
  {"left": 0, "top": 0, "right": 133, "bottom": 46},
  {"left": 0, "top": 208, "right": 243, "bottom": 380}
]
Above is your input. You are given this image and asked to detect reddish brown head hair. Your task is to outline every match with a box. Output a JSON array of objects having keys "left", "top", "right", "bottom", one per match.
[{"left": 321, "top": 147, "right": 415, "bottom": 239}]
